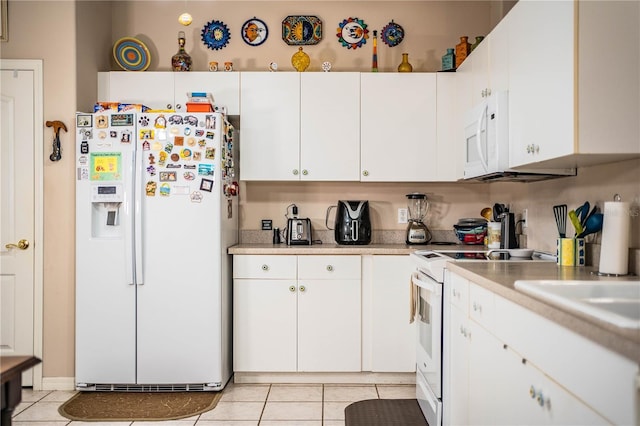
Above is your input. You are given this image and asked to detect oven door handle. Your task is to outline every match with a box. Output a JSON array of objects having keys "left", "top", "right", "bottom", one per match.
[{"left": 411, "top": 272, "right": 442, "bottom": 296}]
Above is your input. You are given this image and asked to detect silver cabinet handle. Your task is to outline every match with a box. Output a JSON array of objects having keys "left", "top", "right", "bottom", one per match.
[
  {"left": 289, "top": 285, "right": 296, "bottom": 292},
  {"left": 472, "top": 302, "right": 482, "bottom": 313},
  {"left": 175, "top": 104, "right": 182, "bottom": 110},
  {"left": 362, "top": 170, "right": 369, "bottom": 177},
  {"left": 326, "top": 265, "right": 333, "bottom": 272},
  {"left": 293, "top": 169, "right": 299, "bottom": 175},
  {"left": 302, "top": 169, "right": 308, "bottom": 176},
  {"left": 299, "top": 285, "right": 306, "bottom": 292},
  {"left": 261, "top": 264, "right": 269, "bottom": 271}
]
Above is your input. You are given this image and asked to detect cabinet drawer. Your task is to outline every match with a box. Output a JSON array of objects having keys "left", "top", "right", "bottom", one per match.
[
  {"left": 447, "top": 271, "right": 469, "bottom": 312},
  {"left": 233, "top": 255, "right": 297, "bottom": 279},
  {"left": 469, "top": 283, "right": 495, "bottom": 330},
  {"left": 298, "top": 255, "right": 361, "bottom": 280}
]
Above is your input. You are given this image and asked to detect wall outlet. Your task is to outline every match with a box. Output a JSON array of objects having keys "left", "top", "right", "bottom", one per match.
[{"left": 398, "top": 208, "right": 408, "bottom": 224}]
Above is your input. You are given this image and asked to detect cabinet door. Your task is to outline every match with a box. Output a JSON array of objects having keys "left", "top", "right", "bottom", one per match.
[
  {"left": 174, "top": 72, "right": 240, "bottom": 115},
  {"left": 239, "top": 72, "right": 300, "bottom": 180},
  {"left": 370, "top": 255, "right": 415, "bottom": 372},
  {"left": 297, "top": 278, "right": 361, "bottom": 371},
  {"left": 444, "top": 305, "right": 470, "bottom": 426},
  {"left": 507, "top": 1, "right": 574, "bottom": 167},
  {"left": 467, "top": 322, "right": 514, "bottom": 425},
  {"left": 233, "top": 279, "right": 297, "bottom": 372},
  {"left": 488, "top": 17, "right": 509, "bottom": 96},
  {"left": 470, "top": 38, "right": 489, "bottom": 106},
  {"left": 436, "top": 73, "right": 462, "bottom": 181},
  {"left": 300, "top": 73, "right": 360, "bottom": 181},
  {"left": 360, "top": 73, "right": 437, "bottom": 181},
  {"left": 97, "top": 72, "right": 175, "bottom": 110}
]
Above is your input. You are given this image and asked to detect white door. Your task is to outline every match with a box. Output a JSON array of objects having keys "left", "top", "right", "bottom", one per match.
[{"left": 0, "top": 66, "right": 39, "bottom": 386}]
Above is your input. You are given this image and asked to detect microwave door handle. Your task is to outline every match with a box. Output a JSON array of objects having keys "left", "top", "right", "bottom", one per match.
[{"left": 476, "top": 104, "right": 489, "bottom": 172}]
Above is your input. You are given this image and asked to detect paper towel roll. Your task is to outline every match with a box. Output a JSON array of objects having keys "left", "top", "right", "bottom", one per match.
[{"left": 598, "top": 201, "right": 630, "bottom": 275}]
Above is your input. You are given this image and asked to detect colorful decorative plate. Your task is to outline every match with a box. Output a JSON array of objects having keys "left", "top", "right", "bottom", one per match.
[
  {"left": 336, "top": 17, "right": 369, "bottom": 49},
  {"left": 381, "top": 20, "right": 405, "bottom": 47},
  {"left": 282, "top": 15, "right": 322, "bottom": 45},
  {"left": 241, "top": 17, "right": 268, "bottom": 46},
  {"left": 113, "top": 37, "right": 151, "bottom": 71},
  {"left": 201, "top": 20, "right": 231, "bottom": 50}
]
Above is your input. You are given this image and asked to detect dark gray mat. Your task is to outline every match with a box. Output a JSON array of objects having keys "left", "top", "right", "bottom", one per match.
[{"left": 345, "top": 398, "right": 429, "bottom": 426}]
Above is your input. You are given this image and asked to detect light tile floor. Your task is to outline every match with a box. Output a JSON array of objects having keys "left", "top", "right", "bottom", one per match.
[{"left": 13, "top": 383, "right": 416, "bottom": 426}]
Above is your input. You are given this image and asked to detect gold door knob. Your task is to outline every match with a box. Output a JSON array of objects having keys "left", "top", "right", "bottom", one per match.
[{"left": 5, "top": 239, "right": 30, "bottom": 250}]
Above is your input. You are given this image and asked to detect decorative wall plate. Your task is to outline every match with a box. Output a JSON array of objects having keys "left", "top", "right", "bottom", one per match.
[
  {"left": 282, "top": 15, "right": 322, "bottom": 45},
  {"left": 113, "top": 37, "right": 151, "bottom": 71},
  {"left": 241, "top": 17, "right": 268, "bottom": 46},
  {"left": 336, "top": 17, "right": 369, "bottom": 49},
  {"left": 381, "top": 20, "right": 405, "bottom": 47},
  {"left": 201, "top": 20, "right": 231, "bottom": 50}
]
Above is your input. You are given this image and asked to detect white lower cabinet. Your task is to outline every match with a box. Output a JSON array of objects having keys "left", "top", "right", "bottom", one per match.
[
  {"left": 444, "top": 271, "right": 633, "bottom": 425},
  {"left": 366, "top": 255, "right": 416, "bottom": 372},
  {"left": 233, "top": 255, "right": 361, "bottom": 372}
]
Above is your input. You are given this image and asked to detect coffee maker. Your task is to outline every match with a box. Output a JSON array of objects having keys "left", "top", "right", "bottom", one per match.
[{"left": 406, "top": 193, "right": 431, "bottom": 244}]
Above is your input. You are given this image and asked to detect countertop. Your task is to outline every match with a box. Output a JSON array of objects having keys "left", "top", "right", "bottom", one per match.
[
  {"left": 228, "top": 243, "right": 640, "bottom": 364},
  {"left": 228, "top": 242, "right": 458, "bottom": 255},
  {"left": 446, "top": 262, "right": 640, "bottom": 363}
]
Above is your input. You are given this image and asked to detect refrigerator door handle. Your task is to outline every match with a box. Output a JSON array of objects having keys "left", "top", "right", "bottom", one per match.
[
  {"left": 124, "top": 151, "right": 135, "bottom": 286},
  {"left": 134, "top": 142, "right": 144, "bottom": 286}
]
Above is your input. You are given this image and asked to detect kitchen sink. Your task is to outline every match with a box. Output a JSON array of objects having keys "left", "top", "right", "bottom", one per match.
[{"left": 514, "top": 280, "right": 640, "bottom": 329}]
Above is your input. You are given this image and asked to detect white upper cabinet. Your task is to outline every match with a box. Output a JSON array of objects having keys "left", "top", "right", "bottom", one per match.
[
  {"left": 239, "top": 72, "right": 300, "bottom": 180},
  {"left": 173, "top": 72, "right": 240, "bottom": 114},
  {"left": 507, "top": 0, "right": 575, "bottom": 168},
  {"left": 240, "top": 72, "right": 360, "bottom": 181},
  {"left": 98, "top": 72, "right": 175, "bottom": 110},
  {"left": 300, "top": 72, "right": 360, "bottom": 181},
  {"left": 360, "top": 73, "right": 438, "bottom": 181},
  {"left": 507, "top": 0, "right": 640, "bottom": 169},
  {"left": 97, "top": 71, "right": 240, "bottom": 114}
]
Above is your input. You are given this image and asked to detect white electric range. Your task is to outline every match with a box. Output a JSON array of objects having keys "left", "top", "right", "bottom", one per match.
[{"left": 410, "top": 248, "right": 556, "bottom": 426}]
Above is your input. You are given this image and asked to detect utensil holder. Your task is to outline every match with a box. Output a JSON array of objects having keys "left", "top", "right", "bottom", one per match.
[{"left": 556, "top": 238, "right": 585, "bottom": 266}]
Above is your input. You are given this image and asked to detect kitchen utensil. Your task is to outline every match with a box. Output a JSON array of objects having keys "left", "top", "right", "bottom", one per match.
[
  {"left": 553, "top": 204, "right": 567, "bottom": 237},
  {"left": 568, "top": 209, "right": 584, "bottom": 237},
  {"left": 406, "top": 193, "right": 431, "bottom": 244},
  {"left": 493, "top": 203, "right": 505, "bottom": 223},
  {"left": 576, "top": 201, "right": 590, "bottom": 227},
  {"left": 577, "top": 212, "right": 604, "bottom": 238},
  {"left": 480, "top": 207, "right": 492, "bottom": 221},
  {"left": 582, "top": 205, "right": 598, "bottom": 227}
]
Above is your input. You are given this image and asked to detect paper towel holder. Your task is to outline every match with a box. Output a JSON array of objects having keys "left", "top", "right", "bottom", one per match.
[{"left": 593, "top": 193, "right": 635, "bottom": 277}]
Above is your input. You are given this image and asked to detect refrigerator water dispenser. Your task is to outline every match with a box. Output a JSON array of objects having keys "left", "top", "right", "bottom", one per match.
[{"left": 91, "top": 184, "right": 124, "bottom": 238}]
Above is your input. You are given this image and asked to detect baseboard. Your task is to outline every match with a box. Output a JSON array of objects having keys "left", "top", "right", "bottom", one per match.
[
  {"left": 41, "top": 377, "right": 75, "bottom": 391},
  {"left": 234, "top": 372, "right": 416, "bottom": 385}
]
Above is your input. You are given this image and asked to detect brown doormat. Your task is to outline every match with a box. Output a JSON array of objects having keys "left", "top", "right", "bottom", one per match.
[
  {"left": 58, "top": 391, "right": 222, "bottom": 421},
  {"left": 345, "top": 399, "right": 429, "bottom": 426}
]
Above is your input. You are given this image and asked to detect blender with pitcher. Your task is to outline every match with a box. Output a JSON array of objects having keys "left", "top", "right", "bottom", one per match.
[{"left": 406, "top": 193, "right": 431, "bottom": 244}]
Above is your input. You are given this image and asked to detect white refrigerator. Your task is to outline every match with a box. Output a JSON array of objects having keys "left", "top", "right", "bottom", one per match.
[{"left": 75, "top": 110, "right": 238, "bottom": 391}]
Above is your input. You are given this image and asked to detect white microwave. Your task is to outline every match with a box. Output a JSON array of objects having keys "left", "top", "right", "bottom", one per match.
[
  {"left": 462, "top": 91, "right": 575, "bottom": 182},
  {"left": 463, "top": 91, "right": 509, "bottom": 180}
]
